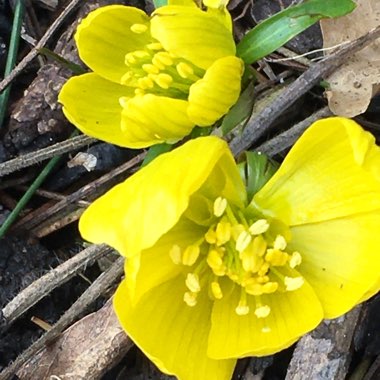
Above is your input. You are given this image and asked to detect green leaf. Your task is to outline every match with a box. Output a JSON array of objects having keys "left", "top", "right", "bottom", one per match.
[
  {"left": 141, "top": 142, "right": 172, "bottom": 167},
  {"left": 221, "top": 81, "right": 255, "bottom": 135},
  {"left": 236, "top": 0, "right": 356, "bottom": 64},
  {"left": 239, "top": 151, "right": 279, "bottom": 201},
  {"left": 153, "top": 0, "right": 168, "bottom": 8}
]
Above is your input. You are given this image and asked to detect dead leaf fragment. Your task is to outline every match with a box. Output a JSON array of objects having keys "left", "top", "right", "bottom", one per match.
[
  {"left": 321, "top": 0, "right": 380, "bottom": 117},
  {"left": 17, "top": 299, "right": 133, "bottom": 380}
]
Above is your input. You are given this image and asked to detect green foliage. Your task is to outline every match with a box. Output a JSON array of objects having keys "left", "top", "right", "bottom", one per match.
[{"left": 237, "top": 0, "right": 356, "bottom": 64}]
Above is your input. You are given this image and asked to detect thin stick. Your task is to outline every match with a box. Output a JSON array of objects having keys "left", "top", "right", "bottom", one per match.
[
  {"left": 230, "top": 25, "right": 380, "bottom": 156},
  {"left": 0, "top": 0, "right": 82, "bottom": 93}
]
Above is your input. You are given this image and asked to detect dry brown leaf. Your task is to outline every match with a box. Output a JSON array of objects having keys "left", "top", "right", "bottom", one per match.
[
  {"left": 17, "top": 299, "right": 133, "bottom": 380},
  {"left": 320, "top": 0, "right": 380, "bottom": 117}
]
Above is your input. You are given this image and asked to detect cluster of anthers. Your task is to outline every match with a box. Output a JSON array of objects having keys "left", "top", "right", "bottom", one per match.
[
  {"left": 119, "top": 22, "right": 205, "bottom": 105},
  {"left": 170, "top": 196, "right": 304, "bottom": 330}
]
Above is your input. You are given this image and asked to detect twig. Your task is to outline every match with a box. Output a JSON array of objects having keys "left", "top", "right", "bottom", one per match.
[
  {"left": 230, "top": 25, "right": 380, "bottom": 156},
  {"left": 0, "top": 134, "right": 95, "bottom": 177},
  {"left": 255, "top": 106, "right": 332, "bottom": 156},
  {"left": 1, "top": 243, "right": 112, "bottom": 331},
  {"left": 12, "top": 152, "right": 146, "bottom": 233},
  {"left": 0, "top": 0, "right": 82, "bottom": 94},
  {"left": 0, "top": 256, "right": 124, "bottom": 380}
]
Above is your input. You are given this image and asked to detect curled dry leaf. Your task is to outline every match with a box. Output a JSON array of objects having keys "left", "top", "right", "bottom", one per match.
[
  {"left": 17, "top": 300, "right": 133, "bottom": 380},
  {"left": 321, "top": 0, "right": 380, "bottom": 117}
]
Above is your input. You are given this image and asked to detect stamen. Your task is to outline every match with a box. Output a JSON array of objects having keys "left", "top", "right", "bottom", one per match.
[
  {"left": 152, "top": 73, "right": 173, "bottom": 89},
  {"left": 284, "top": 276, "right": 304, "bottom": 291},
  {"left": 213, "top": 197, "right": 227, "bottom": 217},
  {"left": 184, "top": 291, "right": 197, "bottom": 306},
  {"left": 147, "top": 42, "right": 163, "bottom": 50},
  {"left": 265, "top": 249, "right": 288, "bottom": 266},
  {"left": 133, "top": 50, "right": 150, "bottom": 59},
  {"left": 176, "top": 62, "right": 194, "bottom": 78},
  {"left": 245, "top": 282, "right": 263, "bottom": 296},
  {"left": 289, "top": 251, "right": 302, "bottom": 268},
  {"left": 236, "top": 231, "right": 252, "bottom": 253},
  {"left": 121, "top": 72, "right": 134, "bottom": 85},
  {"left": 215, "top": 221, "right": 231, "bottom": 246},
  {"left": 254, "top": 305, "right": 270, "bottom": 318},
  {"left": 142, "top": 64, "right": 160, "bottom": 75},
  {"left": 252, "top": 235, "right": 267, "bottom": 257},
  {"left": 262, "top": 281, "right": 278, "bottom": 294},
  {"left": 274, "top": 235, "right": 287, "bottom": 250},
  {"left": 207, "top": 249, "right": 223, "bottom": 269},
  {"left": 241, "top": 249, "right": 263, "bottom": 273},
  {"left": 130, "top": 23, "right": 148, "bottom": 34},
  {"left": 249, "top": 219, "right": 269, "bottom": 235},
  {"left": 205, "top": 227, "right": 216, "bottom": 244},
  {"left": 153, "top": 52, "right": 174, "bottom": 67},
  {"left": 138, "top": 76, "right": 154, "bottom": 89},
  {"left": 186, "top": 273, "right": 201, "bottom": 293},
  {"left": 182, "top": 244, "right": 200, "bottom": 266},
  {"left": 211, "top": 281, "right": 223, "bottom": 299},
  {"left": 236, "top": 289, "right": 249, "bottom": 316},
  {"left": 169, "top": 245, "right": 181, "bottom": 264}
]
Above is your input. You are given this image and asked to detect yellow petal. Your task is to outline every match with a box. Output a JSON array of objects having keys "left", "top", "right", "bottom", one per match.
[
  {"left": 253, "top": 117, "right": 380, "bottom": 225},
  {"left": 289, "top": 211, "right": 380, "bottom": 318},
  {"left": 79, "top": 136, "right": 234, "bottom": 257},
  {"left": 58, "top": 73, "right": 135, "bottom": 147},
  {"left": 120, "top": 94, "right": 194, "bottom": 148},
  {"left": 188, "top": 56, "right": 243, "bottom": 126},
  {"left": 126, "top": 217, "right": 206, "bottom": 304},
  {"left": 114, "top": 276, "right": 236, "bottom": 380},
  {"left": 151, "top": 5, "right": 235, "bottom": 70},
  {"left": 75, "top": 5, "right": 150, "bottom": 83},
  {"left": 208, "top": 281, "right": 323, "bottom": 358},
  {"left": 168, "top": 0, "right": 198, "bottom": 6}
]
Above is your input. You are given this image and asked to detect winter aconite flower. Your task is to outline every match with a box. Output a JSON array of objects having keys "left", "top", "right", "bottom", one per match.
[
  {"left": 58, "top": 2, "right": 243, "bottom": 148},
  {"left": 79, "top": 117, "right": 380, "bottom": 380}
]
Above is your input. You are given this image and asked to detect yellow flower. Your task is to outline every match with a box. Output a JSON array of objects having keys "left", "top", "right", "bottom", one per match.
[
  {"left": 58, "top": 2, "right": 243, "bottom": 148},
  {"left": 79, "top": 117, "right": 380, "bottom": 379}
]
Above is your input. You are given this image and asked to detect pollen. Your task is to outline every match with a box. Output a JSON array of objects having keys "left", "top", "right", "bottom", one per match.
[
  {"left": 184, "top": 291, "right": 197, "bottom": 307},
  {"left": 186, "top": 273, "right": 201, "bottom": 293},
  {"left": 236, "top": 231, "right": 252, "bottom": 253},
  {"left": 213, "top": 197, "right": 227, "bottom": 217},
  {"left": 284, "top": 276, "right": 304, "bottom": 291},
  {"left": 182, "top": 244, "right": 200, "bottom": 266},
  {"left": 130, "top": 23, "right": 148, "bottom": 34},
  {"left": 289, "top": 251, "right": 302, "bottom": 268},
  {"left": 249, "top": 219, "right": 270, "bottom": 235},
  {"left": 176, "top": 62, "right": 194, "bottom": 79},
  {"left": 254, "top": 305, "right": 271, "bottom": 318},
  {"left": 274, "top": 235, "right": 287, "bottom": 250}
]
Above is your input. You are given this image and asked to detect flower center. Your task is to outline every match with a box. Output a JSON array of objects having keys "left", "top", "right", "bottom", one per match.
[
  {"left": 119, "top": 23, "right": 205, "bottom": 103},
  {"left": 170, "top": 197, "right": 304, "bottom": 329}
]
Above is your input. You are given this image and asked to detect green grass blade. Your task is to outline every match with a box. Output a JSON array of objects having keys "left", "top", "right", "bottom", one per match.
[
  {"left": 237, "top": 0, "right": 356, "bottom": 64},
  {"left": 0, "top": 0, "right": 25, "bottom": 129}
]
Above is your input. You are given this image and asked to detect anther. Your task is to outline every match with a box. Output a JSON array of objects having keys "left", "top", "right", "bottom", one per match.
[
  {"left": 138, "top": 76, "right": 154, "bottom": 89},
  {"left": 186, "top": 273, "right": 201, "bottom": 293},
  {"left": 289, "top": 251, "right": 302, "bottom": 268},
  {"left": 235, "top": 289, "right": 249, "bottom": 316},
  {"left": 134, "top": 88, "right": 145, "bottom": 96},
  {"left": 211, "top": 281, "right": 223, "bottom": 299},
  {"left": 176, "top": 62, "right": 194, "bottom": 78},
  {"left": 215, "top": 221, "right": 231, "bottom": 246},
  {"left": 284, "top": 276, "right": 304, "bottom": 291},
  {"left": 142, "top": 64, "right": 160, "bottom": 75},
  {"left": 254, "top": 305, "right": 270, "bottom": 318},
  {"left": 169, "top": 245, "right": 181, "bottom": 265},
  {"left": 130, "top": 23, "right": 148, "bottom": 34},
  {"left": 133, "top": 50, "right": 150, "bottom": 59},
  {"left": 205, "top": 227, "right": 216, "bottom": 244},
  {"left": 147, "top": 42, "right": 163, "bottom": 51},
  {"left": 184, "top": 291, "right": 197, "bottom": 306},
  {"left": 236, "top": 231, "right": 252, "bottom": 253},
  {"left": 265, "top": 249, "right": 288, "bottom": 266},
  {"left": 125, "top": 53, "right": 137, "bottom": 65},
  {"left": 182, "top": 245, "right": 200, "bottom": 266},
  {"left": 262, "top": 282, "right": 278, "bottom": 294},
  {"left": 274, "top": 235, "right": 287, "bottom": 250},
  {"left": 213, "top": 197, "right": 227, "bottom": 217},
  {"left": 153, "top": 52, "right": 174, "bottom": 67},
  {"left": 252, "top": 235, "right": 267, "bottom": 257},
  {"left": 249, "top": 219, "right": 270, "bottom": 235},
  {"left": 152, "top": 73, "right": 173, "bottom": 89}
]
